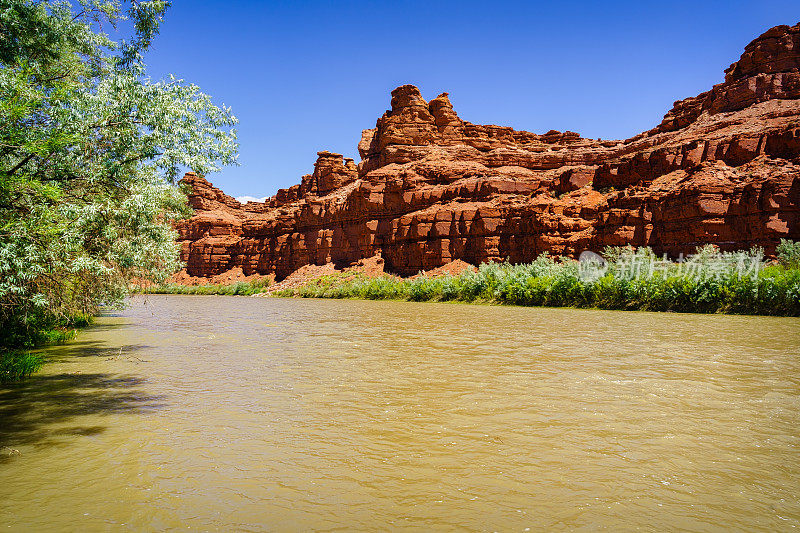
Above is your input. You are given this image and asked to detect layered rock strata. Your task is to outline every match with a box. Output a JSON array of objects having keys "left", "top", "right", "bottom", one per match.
[{"left": 176, "top": 24, "right": 800, "bottom": 279}]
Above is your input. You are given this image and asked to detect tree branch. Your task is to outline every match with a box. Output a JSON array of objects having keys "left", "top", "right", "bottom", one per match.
[{"left": 5, "top": 153, "right": 36, "bottom": 176}]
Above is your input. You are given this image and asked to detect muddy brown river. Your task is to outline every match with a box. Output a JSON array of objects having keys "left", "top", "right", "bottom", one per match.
[{"left": 1, "top": 296, "right": 799, "bottom": 531}]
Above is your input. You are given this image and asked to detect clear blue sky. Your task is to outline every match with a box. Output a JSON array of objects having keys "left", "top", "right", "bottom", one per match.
[{"left": 142, "top": 0, "right": 799, "bottom": 199}]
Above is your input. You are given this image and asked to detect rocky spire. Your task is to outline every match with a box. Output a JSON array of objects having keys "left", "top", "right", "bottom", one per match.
[{"left": 428, "top": 92, "right": 464, "bottom": 137}]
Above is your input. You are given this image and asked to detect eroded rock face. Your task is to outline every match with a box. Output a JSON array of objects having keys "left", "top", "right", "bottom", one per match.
[{"left": 176, "top": 24, "right": 800, "bottom": 279}]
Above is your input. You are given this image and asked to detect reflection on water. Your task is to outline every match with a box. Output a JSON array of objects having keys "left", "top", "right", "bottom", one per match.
[{"left": 1, "top": 295, "right": 799, "bottom": 531}]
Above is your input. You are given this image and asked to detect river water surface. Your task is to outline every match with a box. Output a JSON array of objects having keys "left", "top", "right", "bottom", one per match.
[{"left": 1, "top": 296, "right": 799, "bottom": 531}]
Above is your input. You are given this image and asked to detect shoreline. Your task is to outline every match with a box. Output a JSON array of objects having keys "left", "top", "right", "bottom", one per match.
[
  {"left": 0, "top": 314, "right": 92, "bottom": 382},
  {"left": 137, "top": 291, "right": 800, "bottom": 319},
  {"left": 139, "top": 248, "right": 800, "bottom": 317}
]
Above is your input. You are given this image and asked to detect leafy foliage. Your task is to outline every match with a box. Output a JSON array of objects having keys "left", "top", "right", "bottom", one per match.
[
  {"left": 0, "top": 350, "right": 45, "bottom": 381},
  {"left": 277, "top": 244, "right": 800, "bottom": 317},
  {"left": 777, "top": 239, "right": 800, "bottom": 269},
  {"left": 141, "top": 279, "right": 271, "bottom": 296},
  {"left": 0, "top": 1, "right": 237, "bottom": 371}
]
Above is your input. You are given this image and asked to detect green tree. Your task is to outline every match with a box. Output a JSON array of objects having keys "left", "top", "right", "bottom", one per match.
[{"left": 0, "top": 1, "right": 237, "bottom": 358}]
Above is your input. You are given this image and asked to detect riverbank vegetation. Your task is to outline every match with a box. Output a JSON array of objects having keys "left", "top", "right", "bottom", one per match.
[
  {"left": 0, "top": 314, "right": 91, "bottom": 382},
  {"left": 274, "top": 242, "right": 800, "bottom": 317},
  {"left": 0, "top": 1, "right": 238, "bottom": 379},
  {"left": 140, "top": 279, "right": 271, "bottom": 296}
]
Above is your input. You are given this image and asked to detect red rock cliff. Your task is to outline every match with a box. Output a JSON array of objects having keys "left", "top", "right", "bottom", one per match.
[{"left": 176, "top": 24, "right": 800, "bottom": 279}]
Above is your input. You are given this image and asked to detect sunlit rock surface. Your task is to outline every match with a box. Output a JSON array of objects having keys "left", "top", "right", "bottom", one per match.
[{"left": 176, "top": 23, "right": 800, "bottom": 279}]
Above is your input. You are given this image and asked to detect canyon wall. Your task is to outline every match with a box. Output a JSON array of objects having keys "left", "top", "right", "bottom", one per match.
[{"left": 176, "top": 23, "right": 800, "bottom": 279}]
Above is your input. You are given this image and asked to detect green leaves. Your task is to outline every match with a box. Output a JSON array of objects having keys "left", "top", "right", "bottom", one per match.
[
  {"left": 777, "top": 239, "right": 800, "bottom": 269},
  {"left": 0, "top": 0, "right": 237, "bottom": 351},
  {"left": 281, "top": 246, "right": 800, "bottom": 317}
]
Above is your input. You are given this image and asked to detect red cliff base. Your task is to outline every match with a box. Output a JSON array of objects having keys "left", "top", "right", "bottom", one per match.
[{"left": 175, "top": 24, "right": 800, "bottom": 281}]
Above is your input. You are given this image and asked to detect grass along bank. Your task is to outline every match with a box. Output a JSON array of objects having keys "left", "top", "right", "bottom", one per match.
[
  {"left": 0, "top": 313, "right": 92, "bottom": 382},
  {"left": 139, "top": 279, "right": 272, "bottom": 296},
  {"left": 273, "top": 242, "right": 800, "bottom": 317}
]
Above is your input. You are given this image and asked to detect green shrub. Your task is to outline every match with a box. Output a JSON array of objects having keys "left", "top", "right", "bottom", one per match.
[
  {"left": 777, "top": 239, "right": 800, "bottom": 269},
  {"left": 408, "top": 276, "right": 441, "bottom": 302},
  {"left": 272, "top": 289, "right": 296, "bottom": 297},
  {"left": 0, "top": 311, "right": 90, "bottom": 382},
  {"left": 277, "top": 246, "right": 800, "bottom": 316},
  {"left": 141, "top": 279, "right": 271, "bottom": 296}
]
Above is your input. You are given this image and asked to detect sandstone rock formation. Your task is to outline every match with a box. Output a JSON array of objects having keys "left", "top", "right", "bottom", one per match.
[{"left": 176, "top": 23, "right": 800, "bottom": 280}]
